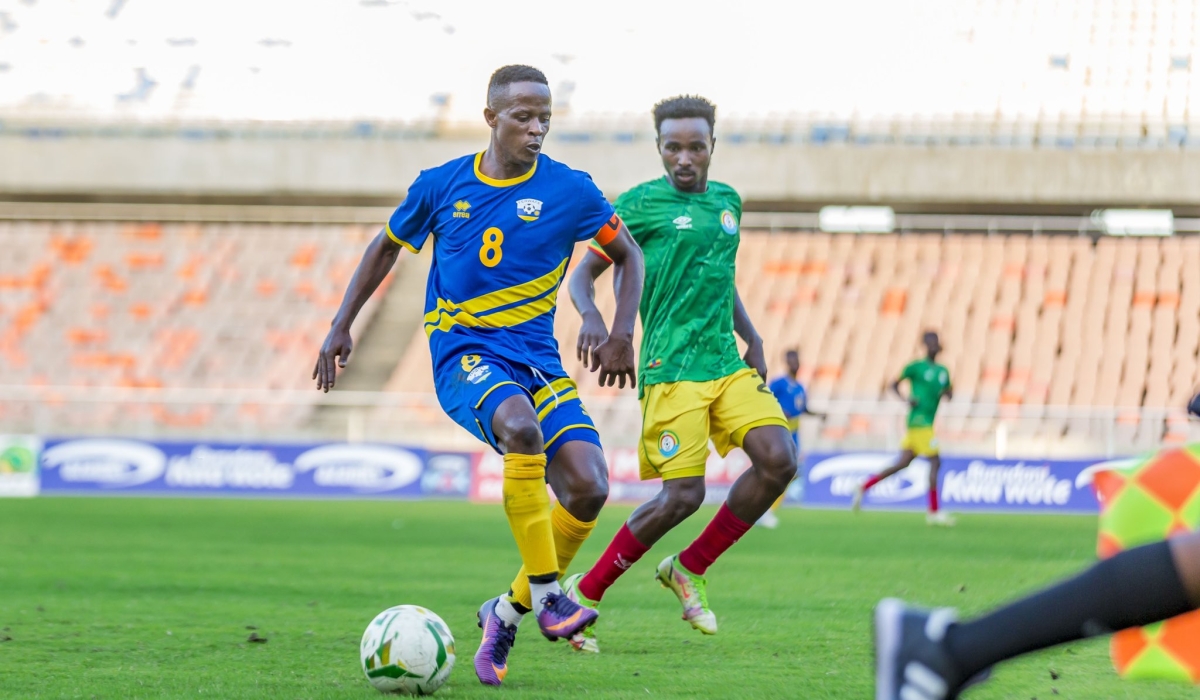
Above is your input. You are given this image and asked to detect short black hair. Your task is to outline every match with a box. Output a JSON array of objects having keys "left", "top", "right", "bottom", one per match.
[
  {"left": 653, "top": 95, "right": 716, "bottom": 135},
  {"left": 487, "top": 65, "right": 548, "bottom": 107}
]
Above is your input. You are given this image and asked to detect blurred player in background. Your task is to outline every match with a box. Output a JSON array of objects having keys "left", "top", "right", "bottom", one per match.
[
  {"left": 853, "top": 331, "right": 954, "bottom": 526},
  {"left": 756, "top": 348, "right": 825, "bottom": 529},
  {"left": 314, "top": 65, "right": 645, "bottom": 687},
  {"left": 562, "top": 95, "right": 796, "bottom": 652},
  {"left": 872, "top": 393, "right": 1200, "bottom": 700}
]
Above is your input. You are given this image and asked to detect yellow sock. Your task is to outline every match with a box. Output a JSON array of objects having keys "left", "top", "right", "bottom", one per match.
[
  {"left": 502, "top": 453, "right": 557, "bottom": 583},
  {"left": 509, "top": 503, "right": 597, "bottom": 610},
  {"left": 771, "top": 493, "right": 785, "bottom": 511}
]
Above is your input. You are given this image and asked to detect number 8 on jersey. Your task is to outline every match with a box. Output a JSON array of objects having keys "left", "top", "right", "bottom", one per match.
[{"left": 480, "top": 227, "right": 504, "bottom": 267}]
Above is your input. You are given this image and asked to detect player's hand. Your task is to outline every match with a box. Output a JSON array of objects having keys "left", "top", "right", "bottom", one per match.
[
  {"left": 577, "top": 311, "right": 609, "bottom": 369},
  {"left": 314, "top": 324, "right": 353, "bottom": 392},
  {"left": 744, "top": 338, "right": 768, "bottom": 380},
  {"left": 591, "top": 332, "right": 636, "bottom": 389}
]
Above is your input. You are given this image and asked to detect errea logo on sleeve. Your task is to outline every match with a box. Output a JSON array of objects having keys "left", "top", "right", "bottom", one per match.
[{"left": 516, "top": 198, "right": 543, "bottom": 222}]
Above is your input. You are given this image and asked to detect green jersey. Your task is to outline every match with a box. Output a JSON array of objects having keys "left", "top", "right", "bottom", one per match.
[
  {"left": 901, "top": 358, "right": 951, "bottom": 428},
  {"left": 589, "top": 176, "right": 746, "bottom": 392}
]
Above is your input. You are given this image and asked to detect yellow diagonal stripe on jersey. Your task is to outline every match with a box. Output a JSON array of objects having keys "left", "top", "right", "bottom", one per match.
[{"left": 423, "top": 260, "right": 568, "bottom": 336}]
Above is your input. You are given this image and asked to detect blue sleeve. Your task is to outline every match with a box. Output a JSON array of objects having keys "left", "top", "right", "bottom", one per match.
[
  {"left": 797, "top": 385, "right": 808, "bottom": 414},
  {"left": 574, "top": 172, "right": 616, "bottom": 242},
  {"left": 385, "top": 170, "right": 436, "bottom": 253}
]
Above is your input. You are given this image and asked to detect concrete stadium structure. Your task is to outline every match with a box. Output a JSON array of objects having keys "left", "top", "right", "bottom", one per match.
[{"left": 4, "top": 129, "right": 1200, "bottom": 212}]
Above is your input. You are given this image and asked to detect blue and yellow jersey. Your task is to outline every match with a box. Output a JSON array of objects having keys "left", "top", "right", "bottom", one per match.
[
  {"left": 768, "top": 376, "right": 807, "bottom": 433},
  {"left": 386, "top": 152, "right": 617, "bottom": 379}
]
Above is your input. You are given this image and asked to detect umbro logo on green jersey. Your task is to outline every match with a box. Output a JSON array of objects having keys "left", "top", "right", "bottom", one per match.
[{"left": 673, "top": 216, "right": 693, "bottom": 230}]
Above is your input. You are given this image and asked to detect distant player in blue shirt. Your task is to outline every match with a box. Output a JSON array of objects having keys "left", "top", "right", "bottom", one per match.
[
  {"left": 757, "top": 349, "right": 824, "bottom": 528},
  {"left": 314, "top": 65, "right": 645, "bottom": 687}
]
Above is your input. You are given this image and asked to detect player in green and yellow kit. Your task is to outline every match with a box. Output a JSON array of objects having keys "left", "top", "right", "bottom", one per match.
[
  {"left": 853, "top": 330, "right": 955, "bottom": 526},
  {"left": 558, "top": 96, "right": 797, "bottom": 652}
]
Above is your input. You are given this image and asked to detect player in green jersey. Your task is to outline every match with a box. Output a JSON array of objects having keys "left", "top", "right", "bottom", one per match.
[
  {"left": 559, "top": 95, "right": 797, "bottom": 652},
  {"left": 853, "top": 331, "right": 955, "bottom": 526}
]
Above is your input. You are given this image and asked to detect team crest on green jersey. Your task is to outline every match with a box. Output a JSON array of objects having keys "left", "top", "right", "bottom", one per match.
[{"left": 720, "top": 210, "right": 738, "bottom": 235}]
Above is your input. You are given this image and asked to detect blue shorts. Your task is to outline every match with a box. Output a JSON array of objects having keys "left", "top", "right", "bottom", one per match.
[{"left": 434, "top": 352, "right": 601, "bottom": 465}]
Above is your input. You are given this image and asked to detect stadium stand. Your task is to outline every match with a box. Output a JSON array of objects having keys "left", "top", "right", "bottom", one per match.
[
  {"left": 380, "top": 231, "right": 1200, "bottom": 454},
  {"left": 0, "top": 220, "right": 387, "bottom": 436},
  {"left": 2, "top": 218, "right": 1197, "bottom": 454}
]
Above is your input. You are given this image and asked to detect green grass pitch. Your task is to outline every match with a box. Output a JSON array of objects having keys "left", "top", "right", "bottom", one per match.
[{"left": 1, "top": 498, "right": 1194, "bottom": 699}]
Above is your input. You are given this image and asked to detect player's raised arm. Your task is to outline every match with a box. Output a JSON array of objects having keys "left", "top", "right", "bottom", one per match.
[
  {"left": 313, "top": 230, "right": 403, "bottom": 392},
  {"left": 570, "top": 216, "right": 644, "bottom": 388},
  {"left": 569, "top": 241, "right": 613, "bottom": 369},
  {"left": 315, "top": 170, "right": 433, "bottom": 392},
  {"left": 734, "top": 290, "right": 767, "bottom": 379}
]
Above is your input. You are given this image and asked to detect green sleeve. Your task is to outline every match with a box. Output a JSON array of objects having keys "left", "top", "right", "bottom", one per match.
[
  {"left": 614, "top": 188, "right": 650, "bottom": 246},
  {"left": 900, "top": 361, "right": 917, "bottom": 381}
]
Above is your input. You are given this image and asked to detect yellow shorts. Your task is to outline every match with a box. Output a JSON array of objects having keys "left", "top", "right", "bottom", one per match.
[
  {"left": 901, "top": 426, "right": 939, "bottom": 457},
  {"left": 638, "top": 367, "right": 790, "bottom": 481}
]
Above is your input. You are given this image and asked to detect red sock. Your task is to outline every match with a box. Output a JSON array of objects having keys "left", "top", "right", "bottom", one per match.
[
  {"left": 861, "top": 474, "right": 882, "bottom": 491},
  {"left": 677, "top": 503, "right": 753, "bottom": 576},
  {"left": 578, "top": 523, "right": 649, "bottom": 602},
  {"left": 929, "top": 486, "right": 939, "bottom": 513}
]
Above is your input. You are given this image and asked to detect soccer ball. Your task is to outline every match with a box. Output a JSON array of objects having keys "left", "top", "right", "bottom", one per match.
[{"left": 360, "top": 605, "right": 456, "bottom": 695}]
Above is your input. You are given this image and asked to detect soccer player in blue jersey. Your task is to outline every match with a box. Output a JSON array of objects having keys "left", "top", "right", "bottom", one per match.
[
  {"left": 314, "top": 65, "right": 645, "bottom": 687},
  {"left": 757, "top": 348, "right": 825, "bottom": 528}
]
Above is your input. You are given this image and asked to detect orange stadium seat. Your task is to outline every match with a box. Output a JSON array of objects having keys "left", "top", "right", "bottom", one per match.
[
  {"left": 0, "top": 220, "right": 387, "bottom": 435},
  {"left": 6, "top": 219, "right": 1198, "bottom": 450}
]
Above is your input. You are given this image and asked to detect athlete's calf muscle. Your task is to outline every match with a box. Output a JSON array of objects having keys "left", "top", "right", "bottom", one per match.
[{"left": 627, "top": 477, "right": 706, "bottom": 546}]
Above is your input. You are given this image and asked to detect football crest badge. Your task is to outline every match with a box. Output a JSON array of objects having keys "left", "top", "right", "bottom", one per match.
[
  {"left": 516, "top": 198, "right": 543, "bottom": 222},
  {"left": 720, "top": 210, "right": 738, "bottom": 235}
]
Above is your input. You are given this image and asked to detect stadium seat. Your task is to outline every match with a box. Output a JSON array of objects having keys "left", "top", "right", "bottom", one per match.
[
  {"left": 0, "top": 220, "right": 389, "bottom": 435},
  {"left": 7, "top": 218, "right": 1198, "bottom": 455}
]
